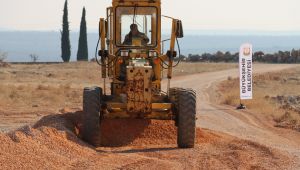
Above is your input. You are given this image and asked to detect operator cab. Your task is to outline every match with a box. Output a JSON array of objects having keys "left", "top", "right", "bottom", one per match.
[
  {"left": 116, "top": 6, "right": 157, "bottom": 47},
  {"left": 106, "top": 3, "right": 161, "bottom": 96}
]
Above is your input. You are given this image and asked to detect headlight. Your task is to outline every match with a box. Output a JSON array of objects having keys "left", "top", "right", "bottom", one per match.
[
  {"left": 148, "top": 50, "right": 157, "bottom": 57},
  {"left": 120, "top": 50, "right": 129, "bottom": 57}
]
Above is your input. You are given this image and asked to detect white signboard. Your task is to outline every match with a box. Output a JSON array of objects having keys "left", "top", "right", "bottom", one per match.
[{"left": 239, "top": 43, "right": 253, "bottom": 100}]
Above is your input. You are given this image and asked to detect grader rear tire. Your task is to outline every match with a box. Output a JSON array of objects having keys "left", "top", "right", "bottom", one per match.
[
  {"left": 177, "top": 89, "right": 196, "bottom": 148},
  {"left": 82, "top": 86, "right": 102, "bottom": 147}
]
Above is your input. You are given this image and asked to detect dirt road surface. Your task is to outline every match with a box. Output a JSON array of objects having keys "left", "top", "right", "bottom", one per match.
[
  {"left": 1, "top": 63, "right": 300, "bottom": 169},
  {"left": 164, "top": 64, "right": 300, "bottom": 168}
]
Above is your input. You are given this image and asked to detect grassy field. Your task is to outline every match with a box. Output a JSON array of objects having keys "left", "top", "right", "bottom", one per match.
[
  {"left": 164, "top": 62, "right": 238, "bottom": 76},
  {"left": 218, "top": 68, "right": 300, "bottom": 131},
  {"left": 0, "top": 62, "right": 236, "bottom": 113}
]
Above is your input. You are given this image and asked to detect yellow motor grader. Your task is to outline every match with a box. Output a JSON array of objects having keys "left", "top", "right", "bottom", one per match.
[{"left": 82, "top": 0, "right": 196, "bottom": 148}]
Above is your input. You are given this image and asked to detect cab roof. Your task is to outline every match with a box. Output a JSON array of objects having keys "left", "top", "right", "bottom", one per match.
[
  {"left": 112, "top": 0, "right": 161, "bottom": 6},
  {"left": 113, "top": 0, "right": 160, "bottom": 2}
]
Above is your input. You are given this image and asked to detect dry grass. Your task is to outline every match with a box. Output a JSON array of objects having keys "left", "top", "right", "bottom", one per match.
[
  {"left": 0, "top": 84, "right": 82, "bottom": 112},
  {"left": 218, "top": 68, "right": 300, "bottom": 131},
  {"left": 166, "top": 62, "right": 237, "bottom": 76},
  {"left": 0, "top": 62, "right": 103, "bottom": 112},
  {"left": 0, "top": 62, "right": 234, "bottom": 112}
]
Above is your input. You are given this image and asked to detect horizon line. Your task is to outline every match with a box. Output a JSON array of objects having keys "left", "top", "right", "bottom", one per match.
[{"left": 1, "top": 29, "right": 300, "bottom": 36}]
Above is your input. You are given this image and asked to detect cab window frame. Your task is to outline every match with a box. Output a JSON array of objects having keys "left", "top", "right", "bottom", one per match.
[{"left": 114, "top": 6, "right": 158, "bottom": 48}]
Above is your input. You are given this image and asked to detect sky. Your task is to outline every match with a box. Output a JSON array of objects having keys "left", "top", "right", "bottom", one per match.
[{"left": 0, "top": 0, "right": 300, "bottom": 33}]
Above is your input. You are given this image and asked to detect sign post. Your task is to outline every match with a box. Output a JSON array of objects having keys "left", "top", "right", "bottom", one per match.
[{"left": 237, "top": 43, "right": 253, "bottom": 109}]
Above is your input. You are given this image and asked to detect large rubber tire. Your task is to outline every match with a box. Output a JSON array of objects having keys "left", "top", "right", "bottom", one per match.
[
  {"left": 82, "top": 86, "right": 102, "bottom": 147},
  {"left": 177, "top": 88, "right": 196, "bottom": 148}
]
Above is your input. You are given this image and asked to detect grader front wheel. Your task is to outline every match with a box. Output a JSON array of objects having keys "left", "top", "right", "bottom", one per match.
[
  {"left": 82, "top": 87, "right": 102, "bottom": 146},
  {"left": 177, "top": 89, "right": 196, "bottom": 148}
]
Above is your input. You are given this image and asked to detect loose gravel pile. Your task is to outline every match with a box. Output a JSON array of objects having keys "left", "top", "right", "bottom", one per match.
[
  {"left": 0, "top": 111, "right": 293, "bottom": 170},
  {"left": 100, "top": 119, "right": 212, "bottom": 147},
  {"left": 0, "top": 112, "right": 214, "bottom": 169}
]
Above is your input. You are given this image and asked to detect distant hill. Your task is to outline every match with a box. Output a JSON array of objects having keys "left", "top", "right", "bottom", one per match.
[{"left": 0, "top": 31, "right": 300, "bottom": 62}]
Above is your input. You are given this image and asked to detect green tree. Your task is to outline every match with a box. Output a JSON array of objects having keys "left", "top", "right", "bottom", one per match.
[
  {"left": 224, "top": 51, "right": 232, "bottom": 62},
  {"left": 291, "top": 49, "right": 298, "bottom": 63},
  {"left": 77, "top": 7, "right": 88, "bottom": 61},
  {"left": 61, "top": 0, "right": 71, "bottom": 62},
  {"left": 215, "top": 51, "right": 224, "bottom": 62}
]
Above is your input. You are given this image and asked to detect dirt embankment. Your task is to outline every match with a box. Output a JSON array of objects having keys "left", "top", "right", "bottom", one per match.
[{"left": 0, "top": 111, "right": 294, "bottom": 170}]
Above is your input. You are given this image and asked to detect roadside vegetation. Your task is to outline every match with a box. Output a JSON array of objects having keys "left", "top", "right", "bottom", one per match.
[
  {"left": 218, "top": 68, "right": 300, "bottom": 131},
  {"left": 187, "top": 49, "right": 300, "bottom": 63}
]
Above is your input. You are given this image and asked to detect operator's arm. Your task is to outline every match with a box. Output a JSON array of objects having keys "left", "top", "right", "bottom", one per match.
[
  {"left": 123, "top": 34, "right": 131, "bottom": 45},
  {"left": 140, "top": 33, "right": 149, "bottom": 45},
  {"left": 143, "top": 34, "right": 149, "bottom": 44}
]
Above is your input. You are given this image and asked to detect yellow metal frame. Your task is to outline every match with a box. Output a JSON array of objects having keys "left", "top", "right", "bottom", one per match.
[
  {"left": 98, "top": 0, "right": 180, "bottom": 119},
  {"left": 104, "top": 102, "right": 172, "bottom": 119}
]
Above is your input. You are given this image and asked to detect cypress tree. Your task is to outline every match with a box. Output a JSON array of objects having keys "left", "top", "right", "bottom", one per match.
[
  {"left": 61, "top": 0, "right": 71, "bottom": 62},
  {"left": 77, "top": 7, "right": 88, "bottom": 61}
]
